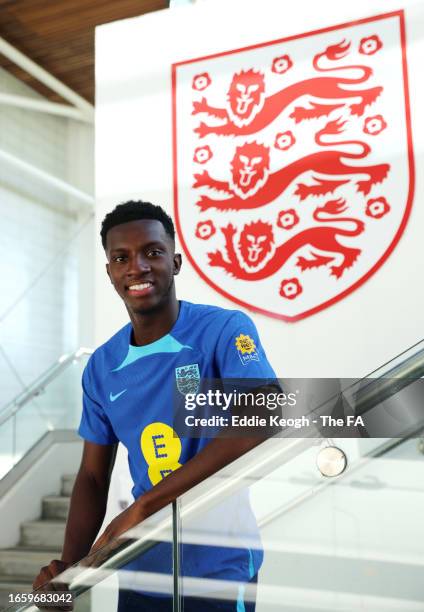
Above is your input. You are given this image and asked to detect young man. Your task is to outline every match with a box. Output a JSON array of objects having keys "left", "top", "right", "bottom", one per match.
[{"left": 33, "top": 200, "right": 277, "bottom": 611}]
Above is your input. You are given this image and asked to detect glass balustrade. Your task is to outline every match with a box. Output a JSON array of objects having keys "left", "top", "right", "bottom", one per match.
[
  {"left": 3, "top": 503, "right": 175, "bottom": 612},
  {"left": 2, "top": 338, "right": 423, "bottom": 612},
  {"left": 176, "top": 340, "right": 424, "bottom": 611},
  {"left": 0, "top": 349, "right": 92, "bottom": 480}
]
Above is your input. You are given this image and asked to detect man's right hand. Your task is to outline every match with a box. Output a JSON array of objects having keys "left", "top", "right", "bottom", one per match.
[{"left": 32, "top": 559, "right": 73, "bottom": 611}]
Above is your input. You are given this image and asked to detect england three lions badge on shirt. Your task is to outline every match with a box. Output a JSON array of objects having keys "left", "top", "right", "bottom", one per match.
[{"left": 175, "top": 363, "right": 200, "bottom": 395}]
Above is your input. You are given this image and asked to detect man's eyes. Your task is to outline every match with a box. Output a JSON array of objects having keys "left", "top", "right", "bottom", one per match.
[{"left": 112, "top": 250, "right": 163, "bottom": 262}]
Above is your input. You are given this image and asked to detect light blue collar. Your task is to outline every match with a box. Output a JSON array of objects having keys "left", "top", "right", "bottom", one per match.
[{"left": 112, "top": 334, "right": 192, "bottom": 371}]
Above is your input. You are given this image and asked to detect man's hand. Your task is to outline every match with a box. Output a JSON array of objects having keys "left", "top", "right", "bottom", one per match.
[
  {"left": 82, "top": 500, "right": 144, "bottom": 567},
  {"left": 32, "top": 559, "right": 72, "bottom": 611},
  {"left": 33, "top": 559, "right": 71, "bottom": 591}
]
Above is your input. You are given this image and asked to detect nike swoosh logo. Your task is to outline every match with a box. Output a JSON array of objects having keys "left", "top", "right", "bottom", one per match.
[{"left": 109, "top": 389, "right": 127, "bottom": 402}]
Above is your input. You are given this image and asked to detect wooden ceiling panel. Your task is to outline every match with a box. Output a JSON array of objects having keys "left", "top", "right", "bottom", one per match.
[{"left": 0, "top": 0, "right": 169, "bottom": 104}]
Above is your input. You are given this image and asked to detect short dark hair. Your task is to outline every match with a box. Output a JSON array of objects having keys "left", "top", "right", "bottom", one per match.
[{"left": 100, "top": 200, "right": 175, "bottom": 249}]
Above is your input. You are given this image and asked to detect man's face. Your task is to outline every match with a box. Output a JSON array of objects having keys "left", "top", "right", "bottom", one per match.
[{"left": 105, "top": 219, "right": 181, "bottom": 315}]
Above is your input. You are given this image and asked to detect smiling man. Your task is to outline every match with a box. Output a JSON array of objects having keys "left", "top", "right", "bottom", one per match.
[{"left": 33, "top": 200, "right": 277, "bottom": 611}]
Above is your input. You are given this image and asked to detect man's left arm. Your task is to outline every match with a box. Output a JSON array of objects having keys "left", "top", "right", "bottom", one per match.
[{"left": 87, "top": 432, "right": 264, "bottom": 562}]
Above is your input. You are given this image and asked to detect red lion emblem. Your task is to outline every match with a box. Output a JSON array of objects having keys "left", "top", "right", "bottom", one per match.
[
  {"left": 173, "top": 12, "right": 413, "bottom": 321},
  {"left": 208, "top": 199, "right": 364, "bottom": 280},
  {"left": 193, "top": 40, "right": 382, "bottom": 137},
  {"left": 194, "top": 118, "right": 390, "bottom": 211}
]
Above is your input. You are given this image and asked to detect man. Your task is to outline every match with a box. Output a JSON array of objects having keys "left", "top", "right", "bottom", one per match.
[{"left": 33, "top": 200, "right": 277, "bottom": 611}]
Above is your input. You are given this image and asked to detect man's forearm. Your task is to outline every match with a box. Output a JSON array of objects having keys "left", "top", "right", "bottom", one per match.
[
  {"left": 61, "top": 470, "right": 109, "bottom": 564},
  {"left": 86, "top": 434, "right": 269, "bottom": 565},
  {"left": 137, "top": 436, "right": 261, "bottom": 521}
]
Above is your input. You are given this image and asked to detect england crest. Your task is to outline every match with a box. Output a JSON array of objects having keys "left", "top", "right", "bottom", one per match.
[
  {"left": 175, "top": 363, "right": 200, "bottom": 395},
  {"left": 172, "top": 11, "right": 414, "bottom": 321}
]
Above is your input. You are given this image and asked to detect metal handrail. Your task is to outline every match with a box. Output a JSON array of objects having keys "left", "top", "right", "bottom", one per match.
[
  {"left": 0, "top": 347, "right": 93, "bottom": 426},
  {"left": 354, "top": 346, "right": 424, "bottom": 413}
]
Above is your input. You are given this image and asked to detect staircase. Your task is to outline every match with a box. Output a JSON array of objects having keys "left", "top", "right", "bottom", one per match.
[{"left": 0, "top": 474, "right": 75, "bottom": 610}]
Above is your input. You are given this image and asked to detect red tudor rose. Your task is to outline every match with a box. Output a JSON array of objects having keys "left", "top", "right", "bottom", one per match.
[
  {"left": 359, "top": 35, "right": 383, "bottom": 55},
  {"left": 272, "top": 55, "right": 293, "bottom": 74},
  {"left": 279, "top": 278, "right": 303, "bottom": 300},
  {"left": 363, "top": 115, "right": 387, "bottom": 135},
  {"left": 192, "top": 73, "right": 211, "bottom": 91},
  {"left": 193, "top": 146, "right": 213, "bottom": 164},
  {"left": 365, "top": 197, "right": 391, "bottom": 219},
  {"left": 274, "top": 131, "right": 296, "bottom": 151},
  {"left": 195, "top": 220, "right": 216, "bottom": 240},
  {"left": 277, "top": 209, "right": 299, "bottom": 230}
]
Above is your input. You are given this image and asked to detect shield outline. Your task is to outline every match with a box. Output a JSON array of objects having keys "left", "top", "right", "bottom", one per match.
[
  {"left": 172, "top": 10, "right": 414, "bottom": 322},
  {"left": 175, "top": 363, "right": 200, "bottom": 395}
]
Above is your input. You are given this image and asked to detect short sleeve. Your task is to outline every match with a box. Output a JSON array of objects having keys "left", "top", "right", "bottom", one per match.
[
  {"left": 215, "top": 312, "right": 277, "bottom": 380},
  {"left": 78, "top": 362, "right": 119, "bottom": 445}
]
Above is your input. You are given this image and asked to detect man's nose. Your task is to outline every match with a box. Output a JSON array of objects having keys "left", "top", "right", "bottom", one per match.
[{"left": 128, "top": 254, "right": 151, "bottom": 274}]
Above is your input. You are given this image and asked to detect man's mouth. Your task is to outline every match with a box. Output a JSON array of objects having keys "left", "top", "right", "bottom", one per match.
[{"left": 126, "top": 282, "right": 154, "bottom": 296}]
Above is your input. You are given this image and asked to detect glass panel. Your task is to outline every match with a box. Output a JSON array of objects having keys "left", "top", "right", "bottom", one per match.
[
  {"left": 177, "top": 439, "right": 319, "bottom": 611},
  {"left": 0, "top": 415, "right": 14, "bottom": 479},
  {"left": 1, "top": 504, "right": 175, "bottom": 612},
  {"left": 0, "top": 346, "right": 24, "bottom": 409},
  {"left": 256, "top": 437, "right": 424, "bottom": 610},
  {"left": 0, "top": 211, "right": 93, "bottom": 414},
  {"left": 0, "top": 354, "right": 89, "bottom": 476},
  {"left": 177, "top": 433, "right": 424, "bottom": 610},
  {"left": 176, "top": 341, "right": 424, "bottom": 611},
  {"left": 13, "top": 399, "right": 47, "bottom": 466},
  {"left": 29, "top": 356, "right": 87, "bottom": 432},
  {"left": 3, "top": 338, "right": 423, "bottom": 612}
]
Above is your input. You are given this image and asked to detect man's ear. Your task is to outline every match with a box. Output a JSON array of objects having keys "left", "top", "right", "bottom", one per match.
[
  {"left": 106, "top": 263, "right": 113, "bottom": 284},
  {"left": 173, "top": 253, "right": 182, "bottom": 275}
]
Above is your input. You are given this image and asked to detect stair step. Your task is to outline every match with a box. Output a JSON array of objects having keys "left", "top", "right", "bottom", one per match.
[
  {"left": 42, "top": 496, "right": 70, "bottom": 520},
  {"left": 15, "top": 545, "right": 62, "bottom": 553},
  {"left": 61, "top": 474, "right": 76, "bottom": 497},
  {"left": 0, "top": 580, "right": 32, "bottom": 610},
  {"left": 0, "top": 549, "right": 58, "bottom": 579},
  {"left": 0, "top": 574, "right": 33, "bottom": 583},
  {"left": 20, "top": 521, "right": 65, "bottom": 549}
]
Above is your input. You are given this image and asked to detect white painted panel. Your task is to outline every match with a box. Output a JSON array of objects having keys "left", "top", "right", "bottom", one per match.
[{"left": 95, "top": 0, "right": 424, "bottom": 378}]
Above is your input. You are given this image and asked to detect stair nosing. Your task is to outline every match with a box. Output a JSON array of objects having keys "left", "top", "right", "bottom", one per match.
[
  {"left": 21, "top": 519, "right": 67, "bottom": 526},
  {"left": 42, "top": 495, "right": 71, "bottom": 501}
]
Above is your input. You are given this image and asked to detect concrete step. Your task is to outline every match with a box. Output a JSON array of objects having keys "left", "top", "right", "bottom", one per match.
[
  {"left": 20, "top": 521, "right": 65, "bottom": 550},
  {"left": 0, "top": 578, "right": 32, "bottom": 610},
  {"left": 0, "top": 550, "right": 57, "bottom": 579},
  {"left": 15, "top": 544, "right": 62, "bottom": 553},
  {"left": 42, "top": 496, "right": 70, "bottom": 521},
  {"left": 61, "top": 474, "right": 76, "bottom": 498}
]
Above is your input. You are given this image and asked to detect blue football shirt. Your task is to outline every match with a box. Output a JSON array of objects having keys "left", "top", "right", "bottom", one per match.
[{"left": 79, "top": 301, "right": 276, "bottom": 582}]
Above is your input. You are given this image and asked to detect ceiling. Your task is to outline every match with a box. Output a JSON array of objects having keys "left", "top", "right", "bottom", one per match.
[{"left": 0, "top": 0, "right": 169, "bottom": 105}]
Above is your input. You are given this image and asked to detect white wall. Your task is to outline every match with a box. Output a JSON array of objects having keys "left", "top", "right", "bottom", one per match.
[
  {"left": 66, "top": 116, "right": 96, "bottom": 349},
  {"left": 95, "top": 0, "right": 424, "bottom": 379},
  {"left": 0, "top": 66, "right": 95, "bottom": 409}
]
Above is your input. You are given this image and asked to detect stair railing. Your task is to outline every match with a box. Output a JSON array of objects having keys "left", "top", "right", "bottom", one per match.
[
  {"left": 0, "top": 347, "right": 93, "bottom": 479},
  {"left": 7, "top": 337, "right": 423, "bottom": 612}
]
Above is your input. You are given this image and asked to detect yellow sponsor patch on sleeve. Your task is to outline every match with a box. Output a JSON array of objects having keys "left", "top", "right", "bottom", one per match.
[{"left": 235, "top": 334, "right": 260, "bottom": 365}]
